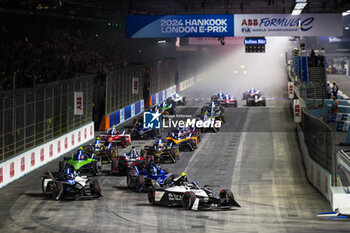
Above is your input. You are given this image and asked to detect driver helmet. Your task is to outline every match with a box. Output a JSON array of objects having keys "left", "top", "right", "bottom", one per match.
[
  {"left": 77, "top": 147, "right": 85, "bottom": 160},
  {"left": 174, "top": 93, "right": 179, "bottom": 98},
  {"left": 130, "top": 147, "right": 138, "bottom": 158},
  {"left": 151, "top": 165, "right": 158, "bottom": 176}
]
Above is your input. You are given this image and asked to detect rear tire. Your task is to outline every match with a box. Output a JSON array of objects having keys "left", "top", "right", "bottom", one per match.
[
  {"left": 91, "top": 161, "right": 99, "bottom": 175},
  {"left": 58, "top": 161, "right": 65, "bottom": 172},
  {"left": 182, "top": 191, "right": 196, "bottom": 210},
  {"left": 111, "top": 158, "right": 118, "bottom": 174},
  {"left": 91, "top": 180, "right": 102, "bottom": 197},
  {"left": 148, "top": 186, "right": 156, "bottom": 205},
  {"left": 121, "top": 136, "right": 127, "bottom": 148},
  {"left": 135, "top": 175, "right": 145, "bottom": 192}
]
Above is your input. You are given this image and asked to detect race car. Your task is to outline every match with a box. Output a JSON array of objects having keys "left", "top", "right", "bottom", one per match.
[
  {"left": 147, "top": 173, "right": 240, "bottom": 210},
  {"left": 166, "top": 128, "right": 198, "bottom": 151},
  {"left": 246, "top": 93, "right": 266, "bottom": 106},
  {"left": 168, "top": 126, "right": 202, "bottom": 143},
  {"left": 243, "top": 88, "right": 261, "bottom": 100},
  {"left": 82, "top": 137, "right": 117, "bottom": 164},
  {"left": 167, "top": 93, "right": 187, "bottom": 106},
  {"left": 59, "top": 148, "right": 100, "bottom": 176},
  {"left": 42, "top": 170, "right": 102, "bottom": 200},
  {"left": 127, "top": 160, "right": 176, "bottom": 192},
  {"left": 152, "top": 101, "right": 176, "bottom": 115},
  {"left": 199, "top": 102, "right": 225, "bottom": 132},
  {"left": 142, "top": 138, "right": 179, "bottom": 163},
  {"left": 110, "top": 147, "right": 147, "bottom": 175},
  {"left": 100, "top": 126, "right": 131, "bottom": 148},
  {"left": 211, "top": 92, "right": 237, "bottom": 107},
  {"left": 129, "top": 116, "right": 160, "bottom": 139}
]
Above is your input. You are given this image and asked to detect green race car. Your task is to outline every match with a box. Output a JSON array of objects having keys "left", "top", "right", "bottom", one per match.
[{"left": 59, "top": 147, "right": 100, "bottom": 176}]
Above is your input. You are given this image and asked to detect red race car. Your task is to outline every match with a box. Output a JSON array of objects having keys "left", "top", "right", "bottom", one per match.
[
  {"left": 211, "top": 92, "right": 237, "bottom": 107},
  {"left": 100, "top": 127, "right": 131, "bottom": 148},
  {"left": 110, "top": 147, "right": 148, "bottom": 175}
]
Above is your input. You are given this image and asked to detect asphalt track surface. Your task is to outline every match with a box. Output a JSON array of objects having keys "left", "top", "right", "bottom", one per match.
[{"left": 0, "top": 81, "right": 350, "bottom": 232}]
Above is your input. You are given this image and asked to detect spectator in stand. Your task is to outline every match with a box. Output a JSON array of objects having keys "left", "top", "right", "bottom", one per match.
[
  {"left": 327, "top": 83, "right": 332, "bottom": 99},
  {"left": 332, "top": 82, "right": 339, "bottom": 98},
  {"left": 310, "top": 49, "right": 316, "bottom": 66}
]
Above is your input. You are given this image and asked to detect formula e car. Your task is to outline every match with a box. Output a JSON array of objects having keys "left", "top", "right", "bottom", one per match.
[
  {"left": 59, "top": 148, "right": 100, "bottom": 176},
  {"left": 200, "top": 102, "right": 225, "bottom": 131},
  {"left": 142, "top": 138, "right": 179, "bottom": 163},
  {"left": 152, "top": 101, "right": 176, "bottom": 115},
  {"left": 243, "top": 88, "right": 263, "bottom": 100},
  {"left": 110, "top": 147, "right": 148, "bottom": 175},
  {"left": 127, "top": 161, "right": 176, "bottom": 192},
  {"left": 100, "top": 128, "right": 131, "bottom": 148},
  {"left": 246, "top": 93, "right": 266, "bottom": 106},
  {"left": 82, "top": 142, "right": 117, "bottom": 164},
  {"left": 147, "top": 173, "right": 240, "bottom": 210},
  {"left": 129, "top": 117, "right": 160, "bottom": 139},
  {"left": 167, "top": 93, "right": 187, "bottom": 106},
  {"left": 166, "top": 129, "right": 198, "bottom": 151},
  {"left": 42, "top": 171, "right": 102, "bottom": 200},
  {"left": 211, "top": 92, "right": 237, "bottom": 107}
]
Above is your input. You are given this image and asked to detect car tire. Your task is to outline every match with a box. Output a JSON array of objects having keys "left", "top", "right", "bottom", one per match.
[
  {"left": 219, "top": 189, "right": 237, "bottom": 206},
  {"left": 58, "top": 161, "right": 66, "bottom": 172},
  {"left": 121, "top": 136, "right": 127, "bottom": 148},
  {"left": 135, "top": 175, "right": 145, "bottom": 192},
  {"left": 91, "top": 180, "right": 102, "bottom": 197},
  {"left": 111, "top": 158, "right": 118, "bottom": 174},
  {"left": 91, "top": 161, "right": 99, "bottom": 175},
  {"left": 148, "top": 186, "right": 156, "bottom": 205},
  {"left": 182, "top": 191, "right": 196, "bottom": 210}
]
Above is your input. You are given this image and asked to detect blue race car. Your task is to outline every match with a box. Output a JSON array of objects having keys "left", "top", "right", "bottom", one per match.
[
  {"left": 129, "top": 116, "right": 160, "bottom": 139},
  {"left": 126, "top": 160, "right": 176, "bottom": 192}
]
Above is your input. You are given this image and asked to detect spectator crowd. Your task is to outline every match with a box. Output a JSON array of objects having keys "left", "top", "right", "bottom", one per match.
[{"left": 0, "top": 30, "right": 124, "bottom": 91}]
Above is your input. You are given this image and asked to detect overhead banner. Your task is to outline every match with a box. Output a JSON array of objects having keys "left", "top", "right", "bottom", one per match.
[
  {"left": 188, "top": 37, "right": 244, "bottom": 45},
  {"left": 234, "top": 14, "right": 342, "bottom": 37},
  {"left": 74, "top": 92, "right": 83, "bottom": 115},
  {"left": 132, "top": 77, "right": 139, "bottom": 94},
  {"left": 126, "top": 14, "right": 234, "bottom": 38}
]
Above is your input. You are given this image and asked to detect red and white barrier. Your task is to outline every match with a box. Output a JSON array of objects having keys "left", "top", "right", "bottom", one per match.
[{"left": 0, "top": 122, "right": 94, "bottom": 189}]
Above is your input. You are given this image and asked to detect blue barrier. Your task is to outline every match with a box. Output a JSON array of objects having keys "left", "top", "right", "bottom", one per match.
[
  {"left": 308, "top": 107, "right": 329, "bottom": 122},
  {"left": 135, "top": 101, "right": 141, "bottom": 115}
]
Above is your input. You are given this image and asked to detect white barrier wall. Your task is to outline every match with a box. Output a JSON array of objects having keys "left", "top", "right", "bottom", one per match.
[
  {"left": 0, "top": 122, "right": 94, "bottom": 189},
  {"left": 297, "top": 125, "right": 332, "bottom": 201},
  {"left": 179, "top": 77, "right": 195, "bottom": 92}
]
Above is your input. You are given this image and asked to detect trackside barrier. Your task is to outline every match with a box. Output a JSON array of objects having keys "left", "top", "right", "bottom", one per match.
[
  {"left": 0, "top": 122, "right": 94, "bottom": 189},
  {"left": 297, "top": 125, "right": 332, "bottom": 201},
  {"left": 150, "top": 85, "right": 176, "bottom": 107},
  {"left": 331, "top": 150, "right": 350, "bottom": 210},
  {"left": 107, "top": 100, "right": 145, "bottom": 129},
  {"left": 178, "top": 77, "right": 195, "bottom": 92}
]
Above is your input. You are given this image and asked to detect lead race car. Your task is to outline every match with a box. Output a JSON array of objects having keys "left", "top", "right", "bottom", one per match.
[
  {"left": 167, "top": 93, "right": 187, "bottom": 106},
  {"left": 246, "top": 90, "right": 266, "bottom": 106},
  {"left": 147, "top": 173, "right": 240, "bottom": 210},
  {"left": 211, "top": 92, "right": 237, "bottom": 107}
]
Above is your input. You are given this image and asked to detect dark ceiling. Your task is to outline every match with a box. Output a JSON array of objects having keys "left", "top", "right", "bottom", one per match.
[{"left": 1, "top": 0, "right": 350, "bottom": 22}]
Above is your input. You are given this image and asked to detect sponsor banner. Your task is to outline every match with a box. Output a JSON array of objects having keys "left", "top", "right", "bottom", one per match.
[
  {"left": 294, "top": 99, "right": 301, "bottom": 123},
  {"left": 188, "top": 36, "right": 244, "bottom": 45},
  {"left": 234, "top": 14, "right": 342, "bottom": 37},
  {"left": 126, "top": 14, "right": 234, "bottom": 38},
  {"left": 74, "top": 92, "right": 83, "bottom": 115},
  {"left": 132, "top": 77, "right": 139, "bottom": 95},
  {"left": 288, "top": 82, "right": 294, "bottom": 99},
  {"left": 0, "top": 122, "right": 94, "bottom": 189}
]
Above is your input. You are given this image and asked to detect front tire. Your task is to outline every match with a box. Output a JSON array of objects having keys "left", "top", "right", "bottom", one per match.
[{"left": 182, "top": 191, "right": 196, "bottom": 210}]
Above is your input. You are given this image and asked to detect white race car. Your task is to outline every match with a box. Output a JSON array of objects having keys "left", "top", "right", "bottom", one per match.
[
  {"left": 147, "top": 174, "right": 240, "bottom": 210},
  {"left": 167, "top": 93, "right": 187, "bottom": 106}
]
